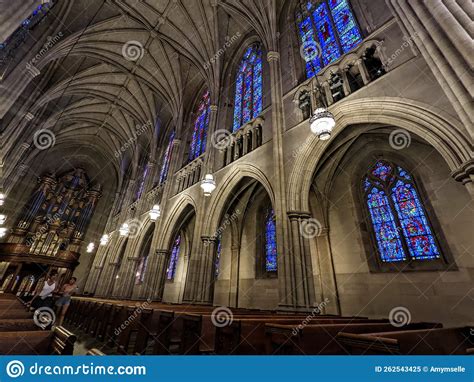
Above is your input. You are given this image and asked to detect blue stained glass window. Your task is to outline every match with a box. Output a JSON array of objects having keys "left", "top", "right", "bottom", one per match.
[
  {"left": 264, "top": 207, "right": 278, "bottom": 272},
  {"left": 366, "top": 187, "right": 406, "bottom": 262},
  {"left": 215, "top": 234, "right": 222, "bottom": 278},
  {"left": 136, "top": 163, "right": 149, "bottom": 199},
  {"left": 232, "top": 43, "right": 263, "bottom": 132},
  {"left": 329, "top": 0, "right": 362, "bottom": 53},
  {"left": 391, "top": 181, "right": 440, "bottom": 260},
  {"left": 167, "top": 235, "right": 181, "bottom": 280},
  {"left": 363, "top": 160, "right": 441, "bottom": 263},
  {"left": 297, "top": 16, "right": 322, "bottom": 77},
  {"left": 189, "top": 90, "right": 211, "bottom": 161},
  {"left": 159, "top": 131, "right": 175, "bottom": 184},
  {"left": 313, "top": 2, "right": 340, "bottom": 66},
  {"left": 296, "top": 0, "right": 363, "bottom": 78}
]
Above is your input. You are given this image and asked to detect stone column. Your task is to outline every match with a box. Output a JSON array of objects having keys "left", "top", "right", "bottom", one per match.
[
  {"left": 322, "top": 81, "right": 333, "bottom": 105},
  {"left": 389, "top": 0, "right": 473, "bottom": 131},
  {"left": 144, "top": 139, "right": 182, "bottom": 300},
  {"left": 205, "top": 104, "right": 219, "bottom": 173},
  {"left": 267, "top": 50, "right": 299, "bottom": 309},
  {"left": 181, "top": 102, "right": 220, "bottom": 304},
  {"left": 340, "top": 69, "right": 352, "bottom": 96},
  {"left": 313, "top": 226, "right": 341, "bottom": 315},
  {"left": 287, "top": 212, "right": 316, "bottom": 309},
  {"left": 191, "top": 236, "right": 217, "bottom": 303},
  {"left": 119, "top": 257, "right": 140, "bottom": 298},
  {"left": 148, "top": 249, "right": 169, "bottom": 301},
  {"left": 228, "top": 243, "right": 240, "bottom": 308},
  {"left": 356, "top": 58, "right": 370, "bottom": 85},
  {"left": 84, "top": 265, "right": 103, "bottom": 295}
]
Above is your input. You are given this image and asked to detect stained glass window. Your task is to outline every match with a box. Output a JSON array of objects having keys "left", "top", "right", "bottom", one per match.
[
  {"left": 363, "top": 160, "right": 441, "bottom": 263},
  {"left": 264, "top": 207, "right": 278, "bottom": 272},
  {"left": 296, "top": 0, "right": 363, "bottom": 78},
  {"left": 135, "top": 227, "right": 153, "bottom": 285},
  {"left": 159, "top": 131, "right": 175, "bottom": 184},
  {"left": 136, "top": 163, "right": 149, "bottom": 200},
  {"left": 215, "top": 234, "right": 222, "bottom": 278},
  {"left": 167, "top": 235, "right": 181, "bottom": 280},
  {"left": 189, "top": 90, "right": 211, "bottom": 161},
  {"left": 232, "top": 43, "right": 263, "bottom": 132},
  {"left": 135, "top": 255, "right": 148, "bottom": 284}
]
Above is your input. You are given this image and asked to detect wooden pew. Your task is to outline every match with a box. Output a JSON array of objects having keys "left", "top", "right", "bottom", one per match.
[
  {"left": 0, "top": 308, "right": 32, "bottom": 319},
  {"left": 0, "top": 300, "right": 24, "bottom": 309},
  {"left": 0, "top": 326, "right": 76, "bottom": 355},
  {"left": 87, "top": 348, "right": 106, "bottom": 355},
  {"left": 116, "top": 305, "right": 143, "bottom": 354},
  {"left": 151, "top": 308, "right": 218, "bottom": 355},
  {"left": 103, "top": 304, "right": 125, "bottom": 345},
  {"left": 182, "top": 313, "right": 331, "bottom": 355},
  {"left": 132, "top": 308, "right": 154, "bottom": 354},
  {"left": 267, "top": 322, "right": 442, "bottom": 355},
  {"left": 80, "top": 301, "right": 97, "bottom": 332},
  {"left": 127, "top": 306, "right": 226, "bottom": 355},
  {"left": 95, "top": 303, "right": 114, "bottom": 341},
  {"left": 87, "top": 302, "right": 104, "bottom": 336},
  {"left": 213, "top": 317, "right": 390, "bottom": 355},
  {"left": 0, "top": 319, "right": 38, "bottom": 331},
  {"left": 337, "top": 326, "right": 472, "bottom": 355}
]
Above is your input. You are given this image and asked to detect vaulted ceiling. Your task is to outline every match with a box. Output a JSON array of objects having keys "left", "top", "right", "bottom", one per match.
[{"left": 2, "top": 0, "right": 289, "bottom": 195}]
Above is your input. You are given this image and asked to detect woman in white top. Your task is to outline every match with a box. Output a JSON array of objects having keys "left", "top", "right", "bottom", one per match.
[{"left": 29, "top": 271, "right": 58, "bottom": 310}]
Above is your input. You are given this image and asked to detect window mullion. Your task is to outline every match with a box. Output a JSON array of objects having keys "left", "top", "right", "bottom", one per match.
[
  {"left": 386, "top": 184, "right": 411, "bottom": 262},
  {"left": 325, "top": 0, "right": 344, "bottom": 56}
]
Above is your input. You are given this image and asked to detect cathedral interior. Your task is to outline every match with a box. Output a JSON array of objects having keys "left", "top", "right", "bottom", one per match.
[{"left": 0, "top": 0, "right": 472, "bottom": 356}]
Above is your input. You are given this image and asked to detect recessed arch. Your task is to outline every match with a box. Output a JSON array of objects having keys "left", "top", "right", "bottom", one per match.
[
  {"left": 288, "top": 97, "right": 473, "bottom": 211},
  {"left": 203, "top": 164, "right": 275, "bottom": 236}
]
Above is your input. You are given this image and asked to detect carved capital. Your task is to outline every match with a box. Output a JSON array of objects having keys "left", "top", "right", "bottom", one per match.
[
  {"left": 451, "top": 159, "right": 474, "bottom": 185},
  {"left": 267, "top": 51, "right": 280, "bottom": 62},
  {"left": 287, "top": 211, "right": 312, "bottom": 220},
  {"left": 155, "top": 249, "right": 169, "bottom": 256}
]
